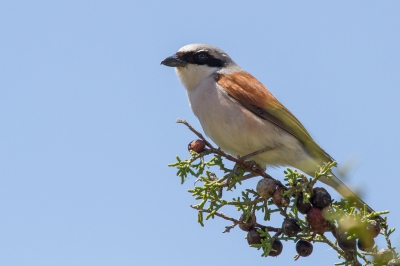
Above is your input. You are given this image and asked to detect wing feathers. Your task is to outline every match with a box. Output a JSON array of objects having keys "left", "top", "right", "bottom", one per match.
[{"left": 216, "top": 72, "right": 332, "bottom": 163}]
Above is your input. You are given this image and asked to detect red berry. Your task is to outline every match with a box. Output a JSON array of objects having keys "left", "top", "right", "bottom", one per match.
[
  {"left": 366, "top": 220, "right": 381, "bottom": 238},
  {"left": 306, "top": 208, "right": 329, "bottom": 234},
  {"left": 272, "top": 187, "right": 290, "bottom": 207},
  {"left": 188, "top": 139, "right": 205, "bottom": 153}
]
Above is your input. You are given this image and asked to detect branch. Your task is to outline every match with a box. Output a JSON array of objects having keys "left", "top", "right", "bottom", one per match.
[
  {"left": 190, "top": 205, "right": 282, "bottom": 234},
  {"left": 171, "top": 120, "right": 395, "bottom": 265},
  {"left": 177, "top": 119, "right": 286, "bottom": 189}
]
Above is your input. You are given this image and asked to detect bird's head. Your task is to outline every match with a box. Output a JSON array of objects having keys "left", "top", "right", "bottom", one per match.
[{"left": 161, "top": 44, "right": 238, "bottom": 90}]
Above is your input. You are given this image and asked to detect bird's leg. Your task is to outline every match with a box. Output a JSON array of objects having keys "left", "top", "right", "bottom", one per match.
[
  {"left": 237, "top": 172, "right": 259, "bottom": 181},
  {"left": 233, "top": 146, "right": 275, "bottom": 174},
  {"left": 223, "top": 146, "right": 282, "bottom": 189},
  {"left": 224, "top": 147, "right": 273, "bottom": 187},
  {"left": 224, "top": 163, "right": 244, "bottom": 188},
  {"left": 240, "top": 146, "right": 275, "bottom": 161},
  {"left": 219, "top": 172, "right": 260, "bottom": 198}
]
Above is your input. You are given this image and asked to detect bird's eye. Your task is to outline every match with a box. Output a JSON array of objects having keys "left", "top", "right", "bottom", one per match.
[{"left": 195, "top": 52, "right": 208, "bottom": 62}]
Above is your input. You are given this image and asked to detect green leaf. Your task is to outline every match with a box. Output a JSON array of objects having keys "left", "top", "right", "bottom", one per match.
[{"left": 198, "top": 211, "right": 204, "bottom": 227}]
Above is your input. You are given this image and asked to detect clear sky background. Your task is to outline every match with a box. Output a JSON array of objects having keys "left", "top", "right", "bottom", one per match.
[{"left": 1, "top": 1, "right": 399, "bottom": 265}]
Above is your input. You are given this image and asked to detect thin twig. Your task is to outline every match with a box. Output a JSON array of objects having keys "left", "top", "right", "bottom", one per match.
[
  {"left": 319, "top": 234, "right": 346, "bottom": 258},
  {"left": 220, "top": 173, "right": 259, "bottom": 187},
  {"left": 177, "top": 119, "right": 286, "bottom": 188},
  {"left": 190, "top": 205, "right": 281, "bottom": 233},
  {"left": 177, "top": 119, "right": 214, "bottom": 148},
  {"left": 189, "top": 149, "right": 215, "bottom": 163}
]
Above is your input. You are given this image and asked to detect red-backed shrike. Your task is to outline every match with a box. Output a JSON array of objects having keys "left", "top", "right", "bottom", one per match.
[{"left": 161, "top": 44, "right": 375, "bottom": 214}]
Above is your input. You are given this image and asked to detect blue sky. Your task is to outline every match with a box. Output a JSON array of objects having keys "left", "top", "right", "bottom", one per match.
[{"left": 1, "top": 1, "right": 399, "bottom": 265}]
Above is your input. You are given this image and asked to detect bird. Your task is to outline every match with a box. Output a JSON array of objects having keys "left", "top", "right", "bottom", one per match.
[{"left": 161, "top": 43, "right": 376, "bottom": 214}]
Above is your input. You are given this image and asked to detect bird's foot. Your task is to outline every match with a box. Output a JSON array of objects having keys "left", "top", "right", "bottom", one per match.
[{"left": 224, "top": 160, "right": 264, "bottom": 189}]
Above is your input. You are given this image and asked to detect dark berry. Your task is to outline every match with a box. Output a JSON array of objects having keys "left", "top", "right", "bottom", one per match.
[
  {"left": 296, "top": 194, "right": 312, "bottom": 214},
  {"left": 336, "top": 230, "right": 356, "bottom": 251},
  {"left": 238, "top": 213, "right": 256, "bottom": 232},
  {"left": 357, "top": 237, "right": 375, "bottom": 252},
  {"left": 268, "top": 239, "right": 283, "bottom": 257},
  {"left": 282, "top": 218, "right": 301, "bottom": 237},
  {"left": 256, "top": 179, "right": 276, "bottom": 199},
  {"left": 272, "top": 187, "right": 290, "bottom": 207},
  {"left": 312, "top": 187, "right": 332, "bottom": 209},
  {"left": 366, "top": 220, "right": 381, "bottom": 238},
  {"left": 247, "top": 228, "right": 262, "bottom": 245},
  {"left": 188, "top": 139, "right": 205, "bottom": 153},
  {"left": 306, "top": 207, "right": 329, "bottom": 234},
  {"left": 296, "top": 240, "right": 313, "bottom": 257}
]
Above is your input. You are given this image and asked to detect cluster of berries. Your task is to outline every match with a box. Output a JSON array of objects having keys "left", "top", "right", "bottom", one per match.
[
  {"left": 252, "top": 177, "right": 382, "bottom": 258},
  {"left": 188, "top": 139, "right": 394, "bottom": 263}
]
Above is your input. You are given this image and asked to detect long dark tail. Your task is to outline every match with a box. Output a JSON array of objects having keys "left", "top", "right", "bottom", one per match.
[
  {"left": 318, "top": 173, "right": 374, "bottom": 212},
  {"left": 297, "top": 164, "right": 386, "bottom": 225}
]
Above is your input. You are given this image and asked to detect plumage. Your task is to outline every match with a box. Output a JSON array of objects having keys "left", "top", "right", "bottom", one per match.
[
  {"left": 216, "top": 72, "right": 333, "bottom": 165},
  {"left": 161, "top": 43, "right": 377, "bottom": 214}
]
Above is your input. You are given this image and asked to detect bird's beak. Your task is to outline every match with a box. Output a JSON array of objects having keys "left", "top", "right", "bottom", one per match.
[{"left": 161, "top": 55, "right": 187, "bottom": 67}]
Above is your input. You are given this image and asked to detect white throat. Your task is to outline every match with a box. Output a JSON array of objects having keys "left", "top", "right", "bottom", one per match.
[{"left": 175, "top": 64, "right": 219, "bottom": 91}]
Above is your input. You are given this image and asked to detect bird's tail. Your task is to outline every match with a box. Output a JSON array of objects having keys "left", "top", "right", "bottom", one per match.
[{"left": 318, "top": 173, "right": 378, "bottom": 215}]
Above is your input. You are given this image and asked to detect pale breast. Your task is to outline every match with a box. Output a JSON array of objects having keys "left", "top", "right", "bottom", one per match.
[{"left": 186, "top": 76, "right": 314, "bottom": 168}]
